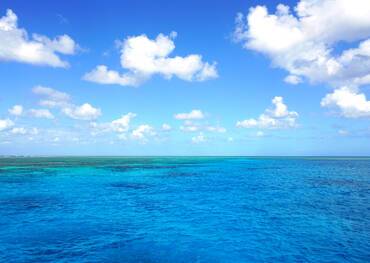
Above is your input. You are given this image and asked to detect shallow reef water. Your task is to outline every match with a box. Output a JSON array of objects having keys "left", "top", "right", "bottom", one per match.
[{"left": 0, "top": 157, "right": 369, "bottom": 262}]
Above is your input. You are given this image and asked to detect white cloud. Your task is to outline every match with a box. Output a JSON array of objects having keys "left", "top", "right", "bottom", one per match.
[
  {"left": 84, "top": 32, "right": 217, "bottom": 86},
  {"left": 0, "top": 9, "right": 78, "bottom": 67},
  {"left": 338, "top": 129, "right": 349, "bottom": 136},
  {"left": 196, "top": 62, "right": 218, "bottom": 81},
  {"left": 83, "top": 65, "right": 141, "bottom": 86},
  {"left": 161, "top": 123, "right": 172, "bottom": 131},
  {"left": 33, "top": 85, "right": 70, "bottom": 108},
  {"left": 321, "top": 87, "right": 370, "bottom": 118},
  {"left": 62, "top": 103, "right": 101, "bottom": 120},
  {"left": 8, "top": 105, "right": 23, "bottom": 116},
  {"left": 179, "top": 120, "right": 202, "bottom": 132},
  {"left": 174, "top": 109, "right": 204, "bottom": 120},
  {"left": 284, "top": 75, "right": 302, "bottom": 85},
  {"left": 29, "top": 109, "right": 54, "bottom": 119},
  {"left": 131, "top": 124, "right": 156, "bottom": 141},
  {"left": 180, "top": 124, "right": 200, "bottom": 132},
  {"left": 206, "top": 125, "right": 226, "bottom": 133},
  {"left": 192, "top": 132, "right": 206, "bottom": 144},
  {"left": 10, "top": 127, "right": 26, "bottom": 135},
  {"left": 111, "top": 113, "right": 136, "bottom": 132},
  {"left": 234, "top": 0, "right": 370, "bottom": 113},
  {"left": 0, "top": 119, "right": 14, "bottom": 131},
  {"left": 256, "top": 131, "right": 264, "bottom": 137},
  {"left": 90, "top": 112, "right": 136, "bottom": 135},
  {"left": 32, "top": 86, "right": 101, "bottom": 121},
  {"left": 89, "top": 115, "right": 160, "bottom": 143},
  {"left": 237, "top": 96, "right": 298, "bottom": 129},
  {"left": 237, "top": 1, "right": 370, "bottom": 120},
  {"left": 12, "top": 127, "right": 39, "bottom": 136},
  {"left": 177, "top": 115, "right": 226, "bottom": 134}
]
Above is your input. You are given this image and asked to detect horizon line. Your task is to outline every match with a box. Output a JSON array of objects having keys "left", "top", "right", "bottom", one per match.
[{"left": 1, "top": 155, "right": 370, "bottom": 158}]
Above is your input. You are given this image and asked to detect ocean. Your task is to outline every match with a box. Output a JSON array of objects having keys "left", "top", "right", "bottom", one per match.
[{"left": 0, "top": 157, "right": 369, "bottom": 262}]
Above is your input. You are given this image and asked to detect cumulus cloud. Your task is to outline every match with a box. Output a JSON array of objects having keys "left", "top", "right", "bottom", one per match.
[
  {"left": 237, "top": 96, "right": 298, "bottom": 129},
  {"left": 111, "top": 113, "right": 136, "bottom": 132},
  {"left": 32, "top": 86, "right": 101, "bottom": 121},
  {"left": 90, "top": 112, "right": 136, "bottom": 135},
  {"left": 0, "top": 119, "right": 14, "bottom": 131},
  {"left": 8, "top": 105, "right": 23, "bottom": 116},
  {"left": 29, "top": 109, "right": 54, "bottom": 119},
  {"left": 234, "top": 0, "right": 370, "bottom": 118},
  {"left": 174, "top": 109, "right": 204, "bottom": 120},
  {"left": 83, "top": 32, "right": 217, "bottom": 86},
  {"left": 83, "top": 65, "right": 141, "bottom": 86},
  {"left": 89, "top": 114, "right": 164, "bottom": 143},
  {"left": 131, "top": 124, "right": 156, "bottom": 141},
  {"left": 321, "top": 87, "right": 370, "bottom": 118},
  {"left": 62, "top": 103, "right": 101, "bottom": 120},
  {"left": 0, "top": 9, "right": 78, "bottom": 67},
  {"left": 234, "top": 0, "right": 370, "bottom": 85},
  {"left": 90, "top": 114, "right": 158, "bottom": 143}
]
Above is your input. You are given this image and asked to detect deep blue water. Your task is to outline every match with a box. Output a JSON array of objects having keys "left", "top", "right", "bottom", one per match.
[{"left": 0, "top": 157, "right": 369, "bottom": 262}]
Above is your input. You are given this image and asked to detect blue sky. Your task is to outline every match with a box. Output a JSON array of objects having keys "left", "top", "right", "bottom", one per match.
[{"left": 1, "top": 0, "right": 370, "bottom": 156}]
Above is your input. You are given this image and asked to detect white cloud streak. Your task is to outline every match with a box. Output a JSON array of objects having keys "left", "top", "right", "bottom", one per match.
[
  {"left": 174, "top": 110, "right": 204, "bottom": 120},
  {"left": 29, "top": 109, "right": 54, "bottom": 119}
]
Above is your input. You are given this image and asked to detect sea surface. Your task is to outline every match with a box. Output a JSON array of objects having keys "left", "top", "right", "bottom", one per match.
[{"left": 0, "top": 157, "right": 369, "bottom": 262}]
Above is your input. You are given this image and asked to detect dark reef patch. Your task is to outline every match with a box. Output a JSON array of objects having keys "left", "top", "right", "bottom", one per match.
[{"left": 108, "top": 182, "right": 151, "bottom": 190}]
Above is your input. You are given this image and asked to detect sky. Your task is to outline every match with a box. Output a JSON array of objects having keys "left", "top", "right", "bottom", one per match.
[{"left": 0, "top": 0, "right": 370, "bottom": 156}]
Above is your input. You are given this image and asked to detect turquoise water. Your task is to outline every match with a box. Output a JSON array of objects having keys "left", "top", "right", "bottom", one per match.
[{"left": 0, "top": 157, "right": 369, "bottom": 262}]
